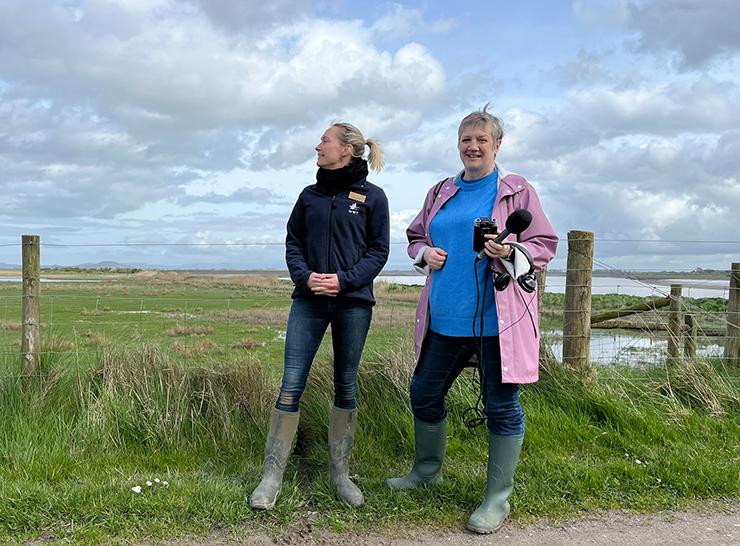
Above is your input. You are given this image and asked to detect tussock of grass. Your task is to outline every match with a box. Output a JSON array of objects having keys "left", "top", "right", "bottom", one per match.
[
  {"left": 40, "top": 335, "right": 75, "bottom": 352},
  {"left": 204, "top": 308, "right": 290, "bottom": 326},
  {"left": 231, "top": 338, "right": 264, "bottom": 349},
  {"left": 655, "top": 358, "right": 739, "bottom": 416},
  {"left": 78, "top": 345, "right": 275, "bottom": 450},
  {"left": 0, "top": 321, "right": 20, "bottom": 330},
  {"left": 82, "top": 330, "right": 111, "bottom": 347},
  {"left": 172, "top": 338, "right": 217, "bottom": 357},
  {"left": 167, "top": 324, "right": 215, "bottom": 336}
]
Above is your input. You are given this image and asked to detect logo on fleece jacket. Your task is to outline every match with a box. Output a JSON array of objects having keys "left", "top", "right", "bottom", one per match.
[{"left": 348, "top": 202, "right": 360, "bottom": 215}]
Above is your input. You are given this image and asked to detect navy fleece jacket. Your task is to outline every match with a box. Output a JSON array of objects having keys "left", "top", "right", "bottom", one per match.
[{"left": 285, "top": 178, "right": 389, "bottom": 305}]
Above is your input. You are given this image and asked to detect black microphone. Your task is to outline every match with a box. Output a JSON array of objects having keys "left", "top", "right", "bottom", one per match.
[{"left": 475, "top": 209, "right": 533, "bottom": 260}]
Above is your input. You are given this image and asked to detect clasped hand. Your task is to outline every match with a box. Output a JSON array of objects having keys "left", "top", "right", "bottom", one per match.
[{"left": 308, "top": 273, "right": 340, "bottom": 296}]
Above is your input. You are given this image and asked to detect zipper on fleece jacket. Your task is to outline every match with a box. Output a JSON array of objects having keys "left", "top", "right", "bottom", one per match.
[{"left": 326, "top": 195, "right": 336, "bottom": 272}]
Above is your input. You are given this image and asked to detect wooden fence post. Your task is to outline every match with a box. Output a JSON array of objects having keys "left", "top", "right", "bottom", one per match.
[
  {"left": 563, "top": 230, "right": 593, "bottom": 377},
  {"left": 726, "top": 262, "right": 740, "bottom": 367},
  {"left": 684, "top": 314, "right": 697, "bottom": 359},
  {"left": 667, "top": 284, "right": 683, "bottom": 363},
  {"left": 21, "top": 235, "right": 41, "bottom": 377}
]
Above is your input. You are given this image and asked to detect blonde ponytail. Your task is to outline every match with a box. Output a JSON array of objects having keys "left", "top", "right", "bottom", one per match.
[
  {"left": 332, "top": 122, "right": 385, "bottom": 174},
  {"left": 365, "top": 138, "right": 385, "bottom": 173}
]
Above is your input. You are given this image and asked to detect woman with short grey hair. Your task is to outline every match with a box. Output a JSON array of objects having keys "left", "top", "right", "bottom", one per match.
[{"left": 387, "top": 105, "right": 558, "bottom": 534}]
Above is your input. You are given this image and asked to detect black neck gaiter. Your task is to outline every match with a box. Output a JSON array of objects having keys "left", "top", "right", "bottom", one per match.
[{"left": 316, "top": 158, "right": 369, "bottom": 196}]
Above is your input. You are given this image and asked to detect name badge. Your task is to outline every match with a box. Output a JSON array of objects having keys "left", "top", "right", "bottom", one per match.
[{"left": 348, "top": 191, "right": 366, "bottom": 203}]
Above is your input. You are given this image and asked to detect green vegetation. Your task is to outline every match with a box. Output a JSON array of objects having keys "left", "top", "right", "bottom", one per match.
[{"left": 0, "top": 273, "right": 737, "bottom": 544}]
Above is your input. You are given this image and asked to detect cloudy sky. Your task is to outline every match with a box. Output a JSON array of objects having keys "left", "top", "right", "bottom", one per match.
[{"left": 1, "top": 0, "right": 738, "bottom": 271}]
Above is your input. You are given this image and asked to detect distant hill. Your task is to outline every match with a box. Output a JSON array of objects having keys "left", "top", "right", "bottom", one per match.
[{"left": 75, "top": 261, "right": 138, "bottom": 269}]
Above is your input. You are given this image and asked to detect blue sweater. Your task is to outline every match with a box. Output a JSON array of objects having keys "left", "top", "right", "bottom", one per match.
[{"left": 429, "top": 170, "right": 499, "bottom": 336}]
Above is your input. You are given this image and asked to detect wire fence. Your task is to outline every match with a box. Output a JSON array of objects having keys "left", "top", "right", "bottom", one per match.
[{"left": 1, "top": 237, "right": 738, "bottom": 376}]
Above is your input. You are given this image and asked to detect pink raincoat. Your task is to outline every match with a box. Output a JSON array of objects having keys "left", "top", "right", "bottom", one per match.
[{"left": 406, "top": 165, "right": 558, "bottom": 383}]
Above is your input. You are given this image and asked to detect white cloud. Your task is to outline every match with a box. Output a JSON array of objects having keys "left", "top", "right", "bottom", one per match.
[
  {"left": 176, "top": 0, "right": 313, "bottom": 32},
  {"left": 501, "top": 77, "right": 740, "bottom": 169},
  {"left": 0, "top": 2, "right": 445, "bottom": 133},
  {"left": 569, "top": 79, "right": 740, "bottom": 134},
  {"left": 574, "top": 0, "right": 740, "bottom": 70},
  {"left": 372, "top": 4, "right": 455, "bottom": 39},
  {"left": 0, "top": 1, "right": 447, "bottom": 229},
  {"left": 625, "top": 0, "right": 740, "bottom": 69}
]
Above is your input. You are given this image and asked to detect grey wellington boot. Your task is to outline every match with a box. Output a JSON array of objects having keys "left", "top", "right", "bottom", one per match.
[
  {"left": 328, "top": 406, "right": 364, "bottom": 507},
  {"left": 248, "top": 408, "right": 300, "bottom": 510},
  {"left": 385, "top": 417, "right": 446, "bottom": 490},
  {"left": 466, "top": 433, "right": 524, "bottom": 534}
]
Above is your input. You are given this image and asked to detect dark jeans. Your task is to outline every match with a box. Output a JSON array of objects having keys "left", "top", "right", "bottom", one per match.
[
  {"left": 275, "top": 297, "right": 373, "bottom": 412},
  {"left": 410, "top": 331, "right": 525, "bottom": 436}
]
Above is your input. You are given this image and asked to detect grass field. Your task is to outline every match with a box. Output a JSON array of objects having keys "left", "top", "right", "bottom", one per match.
[{"left": 0, "top": 272, "right": 737, "bottom": 544}]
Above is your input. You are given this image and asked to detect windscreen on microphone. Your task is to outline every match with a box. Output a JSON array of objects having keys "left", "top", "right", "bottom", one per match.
[
  {"left": 493, "top": 209, "right": 532, "bottom": 244},
  {"left": 476, "top": 209, "right": 534, "bottom": 260},
  {"left": 504, "top": 209, "right": 532, "bottom": 235}
]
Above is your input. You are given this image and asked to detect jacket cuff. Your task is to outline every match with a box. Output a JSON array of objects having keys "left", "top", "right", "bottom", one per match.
[
  {"left": 336, "top": 271, "right": 346, "bottom": 291},
  {"left": 412, "top": 245, "right": 431, "bottom": 276},
  {"left": 298, "top": 270, "right": 312, "bottom": 290},
  {"left": 500, "top": 242, "right": 533, "bottom": 279}
]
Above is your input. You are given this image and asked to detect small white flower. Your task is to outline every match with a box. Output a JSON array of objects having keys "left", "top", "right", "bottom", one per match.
[
  {"left": 635, "top": 459, "right": 642, "bottom": 465},
  {"left": 624, "top": 453, "right": 630, "bottom": 458},
  {"left": 131, "top": 486, "right": 142, "bottom": 494},
  {"left": 146, "top": 481, "right": 153, "bottom": 486},
  {"left": 154, "top": 478, "right": 161, "bottom": 483},
  {"left": 656, "top": 478, "right": 662, "bottom": 483},
  {"left": 163, "top": 481, "right": 169, "bottom": 487}
]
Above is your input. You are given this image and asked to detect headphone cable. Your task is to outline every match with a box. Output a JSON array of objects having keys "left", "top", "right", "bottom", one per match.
[{"left": 464, "top": 255, "right": 490, "bottom": 429}]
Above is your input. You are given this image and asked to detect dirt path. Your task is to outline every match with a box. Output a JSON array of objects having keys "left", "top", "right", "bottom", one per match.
[{"left": 162, "top": 506, "right": 739, "bottom": 546}]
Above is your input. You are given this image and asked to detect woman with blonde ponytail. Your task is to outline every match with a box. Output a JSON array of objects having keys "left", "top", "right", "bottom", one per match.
[{"left": 249, "top": 122, "right": 389, "bottom": 510}]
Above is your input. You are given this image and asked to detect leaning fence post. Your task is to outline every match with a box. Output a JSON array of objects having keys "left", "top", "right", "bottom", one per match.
[
  {"left": 725, "top": 262, "right": 740, "bottom": 367},
  {"left": 684, "top": 313, "right": 697, "bottom": 359},
  {"left": 667, "top": 284, "right": 683, "bottom": 364},
  {"left": 563, "top": 230, "right": 593, "bottom": 377},
  {"left": 21, "top": 235, "right": 41, "bottom": 377}
]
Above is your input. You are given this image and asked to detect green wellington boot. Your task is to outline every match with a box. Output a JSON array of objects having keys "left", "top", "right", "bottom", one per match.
[
  {"left": 385, "top": 417, "right": 446, "bottom": 490},
  {"left": 248, "top": 408, "right": 300, "bottom": 510},
  {"left": 466, "top": 432, "right": 524, "bottom": 534},
  {"left": 328, "top": 406, "right": 364, "bottom": 507}
]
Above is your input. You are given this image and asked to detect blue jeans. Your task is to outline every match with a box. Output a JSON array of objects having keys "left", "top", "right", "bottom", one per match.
[
  {"left": 410, "top": 331, "right": 525, "bottom": 436},
  {"left": 275, "top": 297, "right": 373, "bottom": 412}
]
